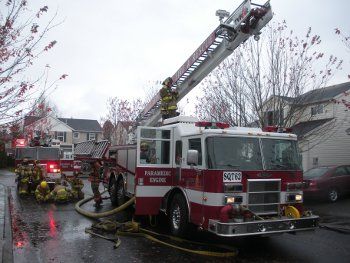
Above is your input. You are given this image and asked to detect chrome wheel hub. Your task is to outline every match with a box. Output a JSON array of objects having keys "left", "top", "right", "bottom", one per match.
[{"left": 329, "top": 190, "right": 337, "bottom": 201}]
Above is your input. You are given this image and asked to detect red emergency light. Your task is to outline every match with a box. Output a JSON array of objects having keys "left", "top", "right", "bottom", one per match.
[
  {"left": 195, "top": 121, "right": 212, "bottom": 128},
  {"left": 15, "top": 139, "right": 26, "bottom": 147},
  {"left": 47, "top": 162, "right": 61, "bottom": 173},
  {"left": 262, "top": 126, "right": 293, "bottom": 133},
  {"left": 195, "top": 121, "right": 230, "bottom": 129}
]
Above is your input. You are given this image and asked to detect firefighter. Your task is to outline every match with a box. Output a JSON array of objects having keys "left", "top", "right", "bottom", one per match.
[
  {"left": 32, "top": 160, "right": 44, "bottom": 193},
  {"left": 160, "top": 77, "right": 179, "bottom": 119},
  {"left": 90, "top": 160, "right": 103, "bottom": 207},
  {"left": 35, "top": 181, "right": 51, "bottom": 203},
  {"left": 70, "top": 172, "right": 85, "bottom": 200},
  {"left": 17, "top": 158, "right": 32, "bottom": 195},
  {"left": 50, "top": 181, "right": 72, "bottom": 203},
  {"left": 140, "top": 142, "right": 149, "bottom": 163}
]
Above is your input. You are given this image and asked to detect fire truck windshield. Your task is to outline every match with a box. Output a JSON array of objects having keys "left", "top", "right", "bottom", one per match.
[
  {"left": 206, "top": 137, "right": 263, "bottom": 170},
  {"left": 261, "top": 138, "right": 301, "bottom": 171},
  {"left": 206, "top": 137, "right": 301, "bottom": 171}
]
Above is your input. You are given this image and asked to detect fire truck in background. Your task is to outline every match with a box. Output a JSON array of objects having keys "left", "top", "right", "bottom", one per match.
[
  {"left": 75, "top": 0, "right": 319, "bottom": 237},
  {"left": 14, "top": 137, "right": 77, "bottom": 184}
]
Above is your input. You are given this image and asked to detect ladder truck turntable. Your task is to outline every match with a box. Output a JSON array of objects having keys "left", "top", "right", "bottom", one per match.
[{"left": 75, "top": 0, "right": 319, "bottom": 237}]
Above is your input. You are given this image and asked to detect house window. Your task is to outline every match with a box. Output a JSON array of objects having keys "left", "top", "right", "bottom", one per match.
[
  {"left": 311, "top": 104, "right": 324, "bottom": 116},
  {"left": 312, "top": 157, "right": 318, "bottom": 166},
  {"left": 73, "top": 132, "right": 79, "bottom": 139},
  {"left": 56, "top": 132, "right": 66, "bottom": 142},
  {"left": 265, "top": 110, "right": 284, "bottom": 126},
  {"left": 88, "top": 133, "right": 96, "bottom": 140}
]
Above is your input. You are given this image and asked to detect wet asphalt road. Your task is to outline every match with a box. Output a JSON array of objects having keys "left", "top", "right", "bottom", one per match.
[{"left": 1, "top": 169, "right": 350, "bottom": 263}]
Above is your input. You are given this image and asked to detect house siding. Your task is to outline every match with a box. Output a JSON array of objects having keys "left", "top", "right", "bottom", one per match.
[
  {"left": 72, "top": 131, "right": 103, "bottom": 144},
  {"left": 299, "top": 95, "right": 350, "bottom": 171}
]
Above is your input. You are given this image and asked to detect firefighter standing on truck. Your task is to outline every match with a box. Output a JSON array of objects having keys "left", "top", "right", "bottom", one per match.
[
  {"left": 160, "top": 77, "right": 178, "bottom": 119},
  {"left": 90, "top": 160, "right": 103, "bottom": 207},
  {"left": 35, "top": 181, "right": 51, "bottom": 203}
]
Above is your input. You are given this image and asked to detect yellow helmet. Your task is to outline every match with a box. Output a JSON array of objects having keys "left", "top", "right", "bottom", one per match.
[{"left": 40, "top": 181, "right": 48, "bottom": 189}]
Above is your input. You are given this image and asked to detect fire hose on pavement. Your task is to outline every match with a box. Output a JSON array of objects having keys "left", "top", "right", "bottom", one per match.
[{"left": 75, "top": 192, "right": 238, "bottom": 258}]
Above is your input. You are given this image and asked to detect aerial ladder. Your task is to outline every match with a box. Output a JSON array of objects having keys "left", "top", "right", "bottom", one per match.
[
  {"left": 135, "top": 0, "right": 273, "bottom": 127},
  {"left": 75, "top": 0, "right": 273, "bottom": 157}
]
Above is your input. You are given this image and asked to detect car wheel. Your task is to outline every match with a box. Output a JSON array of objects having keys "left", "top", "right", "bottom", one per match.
[
  {"left": 169, "top": 193, "right": 189, "bottom": 237},
  {"left": 328, "top": 188, "right": 339, "bottom": 202}
]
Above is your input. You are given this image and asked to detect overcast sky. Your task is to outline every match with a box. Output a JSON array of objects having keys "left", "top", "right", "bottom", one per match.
[{"left": 27, "top": 0, "right": 350, "bottom": 121}]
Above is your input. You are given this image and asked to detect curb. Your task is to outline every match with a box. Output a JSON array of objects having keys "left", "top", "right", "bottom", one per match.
[
  {"left": 0, "top": 184, "right": 5, "bottom": 260},
  {"left": 0, "top": 184, "right": 13, "bottom": 263}
]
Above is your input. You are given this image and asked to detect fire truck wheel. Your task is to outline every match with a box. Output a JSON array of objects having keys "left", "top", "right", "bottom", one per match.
[{"left": 169, "top": 193, "right": 189, "bottom": 237}]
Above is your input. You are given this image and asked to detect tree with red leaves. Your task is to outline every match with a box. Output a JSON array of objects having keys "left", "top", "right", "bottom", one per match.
[
  {"left": 195, "top": 21, "right": 342, "bottom": 128},
  {"left": 0, "top": 0, "right": 65, "bottom": 124}
]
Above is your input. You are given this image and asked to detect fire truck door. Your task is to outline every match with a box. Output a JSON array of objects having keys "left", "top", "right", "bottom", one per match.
[
  {"left": 174, "top": 140, "right": 182, "bottom": 183},
  {"left": 184, "top": 137, "right": 205, "bottom": 225}
]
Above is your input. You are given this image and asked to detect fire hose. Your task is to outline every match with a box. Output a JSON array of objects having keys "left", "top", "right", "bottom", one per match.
[{"left": 75, "top": 192, "right": 238, "bottom": 258}]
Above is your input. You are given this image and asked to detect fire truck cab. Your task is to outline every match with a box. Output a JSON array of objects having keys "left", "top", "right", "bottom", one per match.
[{"left": 105, "top": 116, "right": 318, "bottom": 237}]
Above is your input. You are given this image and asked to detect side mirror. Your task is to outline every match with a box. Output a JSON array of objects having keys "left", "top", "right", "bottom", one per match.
[{"left": 187, "top": 150, "right": 198, "bottom": 166}]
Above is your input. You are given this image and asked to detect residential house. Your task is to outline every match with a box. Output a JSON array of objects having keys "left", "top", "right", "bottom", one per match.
[
  {"left": 23, "top": 115, "right": 103, "bottom": 156},
  {"left": 261, "top": 82, "right": 350, "bottom": 171},
  {"left": 111, "top": 121, "right": 135, "bottom": 145}
]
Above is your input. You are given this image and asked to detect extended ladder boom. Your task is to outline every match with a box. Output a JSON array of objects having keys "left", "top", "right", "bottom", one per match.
[{"left": 137, "top": 0, "right": 273, "bottom": 127}]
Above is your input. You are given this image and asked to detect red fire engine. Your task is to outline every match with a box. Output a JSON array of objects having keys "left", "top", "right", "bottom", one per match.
[
  {"left": 76, "top": 0, "right": 319, "bottom": 237},
  {"left": 14, "top": 137, "right": 76, "bottom": 184}
]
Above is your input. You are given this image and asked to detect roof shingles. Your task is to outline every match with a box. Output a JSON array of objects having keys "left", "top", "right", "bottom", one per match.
[{"left": 58, "top": 118, "right": 102, "bottom": 132}]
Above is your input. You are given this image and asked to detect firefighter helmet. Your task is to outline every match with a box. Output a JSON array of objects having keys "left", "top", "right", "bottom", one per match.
[
  {"left": 40, "top": 181, "right": 48, "bottom": 189},
  {"left": 162, "top": 77, "right": 173, "bottom": 86}
]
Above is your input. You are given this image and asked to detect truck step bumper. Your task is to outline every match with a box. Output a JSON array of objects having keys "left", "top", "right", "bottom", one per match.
[{"left": 208, "top": 215, "right": 319, "bottom": 237}]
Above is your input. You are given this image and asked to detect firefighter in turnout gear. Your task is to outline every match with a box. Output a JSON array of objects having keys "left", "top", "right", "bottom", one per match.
[
  {"left": 160, "top": 77, "right": 179, "bottom": 119},
  {"left": 32, "top": 160, "right": 44, "bottom": 193},
  {"left": 16, "top": 158, "right": 32, "bottom": 195},
  {"left": 50, "top": 181, "right": 72, "bottom": 203},
  {"left": 70, "top": 172, "right": 85, "bottom": 200},
  {"left": 35, "top": 181, "right": 51, "bottom": 202},
  {"left": 90, "top": 160, "right": 103, "bottom": 207}
]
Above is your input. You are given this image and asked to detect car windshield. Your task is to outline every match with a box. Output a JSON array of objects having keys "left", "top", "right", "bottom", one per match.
[
  {"left": 206, "top": 137, "right": 263, "bottom": 170},
  {"left": 304, "top": 167, "right": 330, "bottom": 179},
  {"left": 261, "top": 139, "right": 302, "bottom": 170}
]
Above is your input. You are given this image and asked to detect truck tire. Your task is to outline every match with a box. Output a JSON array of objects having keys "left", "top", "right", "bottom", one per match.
[
  {"left": 109, "top": 177, "right": 118, "bottom": 205},
  {"left": 116, "top": 179, "right": 127, "bottom": 206},
  {"left": 169, "top": 193, "right": 189, "bottom": 237},
  {"left": 109, "top": 177, "right": 126, "bottom": 206}
]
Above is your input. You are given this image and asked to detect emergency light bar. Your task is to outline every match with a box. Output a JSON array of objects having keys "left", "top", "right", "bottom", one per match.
[
  {"left": 262, "top": 126, "right": 293, "bottom": 133},
  {"left": 195, "top": 121, "right": 230, "bottom": 129}
]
